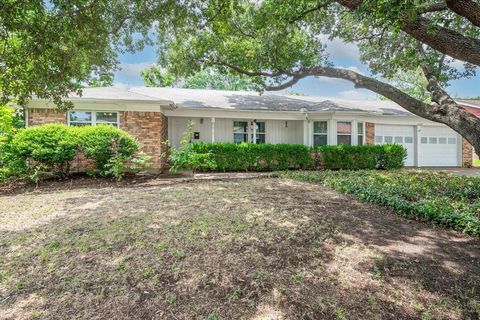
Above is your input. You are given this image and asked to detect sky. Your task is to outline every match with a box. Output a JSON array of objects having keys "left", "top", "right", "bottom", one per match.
[{"left": 114, "top": 37, "right": 480, "bottom": 100}]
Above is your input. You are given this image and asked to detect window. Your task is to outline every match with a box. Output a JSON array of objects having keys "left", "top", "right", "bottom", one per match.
[
  {"left": 439, "top": 137, "right": 447, "bottom": 144},
  {"left": 255, "top": 121, "right": 266, "bottom": 144},
  {"left": 394, "top": 136, "right": 403, "bottom": 144},
  {"left": 357, "top": 122, "right": 364, "bottom": 146},
  {"left": 384, "top": 136, "right": 393, "bottom": 143},
  {"left": 68, "top": 111, "right": 118, "bottom": 127},
  {"left": 336, "top": 121, "right": 352, "bottom": 145},
  {"left": 375, "top": 136, "right": 383, "bottom": 144},
  {"left": 429, "top": 137, "right": 438, "bottom": 144},
  {"left": 448, "top": 137, "right": 456, "bottom": 145},
  {"left": 69, "top": 111, "right": 92, "bottom": 126},
  {"left": 313, "top": 121, "right": 328, "bottom": 146},
  {"left": 234, "top": 121, "right": 248, "bottom": 143},
  {"left": 421, "top": 137, "right": 428, "bottom": 144},
  {"left": 404, "top": 136, "right": 413, "bottom": 144}
]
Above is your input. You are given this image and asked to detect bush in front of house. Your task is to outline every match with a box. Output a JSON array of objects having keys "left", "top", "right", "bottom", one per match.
[
  {"left": 1, "top": 124, "right": 144, "bottom": 183},
  {"left": 278, "top": 170, "right": 480, "bottom": 236},
  {"left": 7, "top": 124, "right": 79, "bottom": 178},
  {"left": 312, "top": 144, "right": 407, "bottom": 170},
  {"left": 77, "top": 125, "right": 140, "bottom": 176},
  {"left": 189, "top": 142, "right": 314, "bottom": 171}
]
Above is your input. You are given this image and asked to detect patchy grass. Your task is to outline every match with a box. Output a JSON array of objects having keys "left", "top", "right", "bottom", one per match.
[
  {"left": 278, "top": 170, "right": 480, "bottom": 236},
  {"left": 0, "top": 178, "right": 479, "bottom": 319},
  {"left": 473, "top": 159, "right": 480, "bottom": 167}
]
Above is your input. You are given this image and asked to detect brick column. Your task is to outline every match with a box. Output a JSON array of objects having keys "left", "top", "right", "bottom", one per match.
[
  {"left": 462, "top": 138, "right": 473, "bottom": 168},
  {"left": 120, "top": 111, "right": 168, "bottom": 172},
  {"left": 365, "top": 122, "right": 375, "bottom": 145}
]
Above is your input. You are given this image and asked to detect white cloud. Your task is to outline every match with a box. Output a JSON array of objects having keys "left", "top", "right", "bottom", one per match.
[
  {"left": 114, "top": 62, "right": 153, "bottom": 85},
  {"left": 338, "top": 89, "right": 377, "bottom": 100},
  {"left": 318, "top": 34, "right": 360, "bottom": 61}
]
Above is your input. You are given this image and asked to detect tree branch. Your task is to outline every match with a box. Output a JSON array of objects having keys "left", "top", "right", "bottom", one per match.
[
  {"left": 336, "top": 0, "right": 480, "bottom": 66},
  {"left": 446, "top": 0, "right": 480, "bottom": 28}
]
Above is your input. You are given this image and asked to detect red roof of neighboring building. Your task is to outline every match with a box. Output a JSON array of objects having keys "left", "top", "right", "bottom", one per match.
[{"left": 457, "top": 100, "right": 480, "bottom": 117}]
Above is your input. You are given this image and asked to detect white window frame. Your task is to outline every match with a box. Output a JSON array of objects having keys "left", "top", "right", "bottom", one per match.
[
  {"left": 357, "top": 122, "right": 364, "bottom": 146},
  {"left": 233, "top": 120, "right": 266, "bottom": 144},
  {"left": 233, "top": 120, "right": 250, "bottom": 143},
  {"left": 254, "top": 121, "right": 266, "bottom": 144},
  {"left": 313, "top": 121, "right": 329, "bottom": 146},
  {"left": 68, "top": 110, "right": 119, "bottom": 127}
]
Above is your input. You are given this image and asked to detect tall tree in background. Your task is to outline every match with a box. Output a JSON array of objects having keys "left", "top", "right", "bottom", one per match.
[
  {"left": 141, "top": 65, "right": 261, "bottom": 91},
  {"left": 154, "top": 0, "right": 480, "bottom": 153}
]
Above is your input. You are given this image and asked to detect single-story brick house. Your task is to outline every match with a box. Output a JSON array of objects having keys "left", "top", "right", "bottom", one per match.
[{"left": 26, "top": 87, "right": 474, "bottom": 170}]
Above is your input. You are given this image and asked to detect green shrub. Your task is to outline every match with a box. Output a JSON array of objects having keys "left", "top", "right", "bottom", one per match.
[
  {"left": 312, "top": 144, "right": 406, "bottom": 170},
  {"left": 8, "top": 124, "right": 79, "bottom": 177},
  {"left": 77, "top": 125, "right": 139, "bottom": 176},
  {"left": 189, "top": 142, "right": 314, "bottom": 172},
  {"left": 279, "top": 170, "right": 480, "bottom": 236}
]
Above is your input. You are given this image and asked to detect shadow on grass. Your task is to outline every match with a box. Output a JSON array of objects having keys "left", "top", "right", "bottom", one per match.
[{"left": 0, "top": 178, "right": 479, "bottom": 319}]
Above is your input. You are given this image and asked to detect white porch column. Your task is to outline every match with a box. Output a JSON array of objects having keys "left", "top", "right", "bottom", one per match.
[
  {"left": 211, "top": 117, "right": 215, "bottom": 142},
  {"left": 303, "top": 120, "right": 309, "bottom": 146},
  {"left": 414, "top": 125, "right": 421, "bottom": 167},
  {"left": 352, "top": 120, "right": 358, "bottom": 145}
]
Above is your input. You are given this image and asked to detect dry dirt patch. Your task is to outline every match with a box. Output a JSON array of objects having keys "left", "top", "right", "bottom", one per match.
[{"left": 0, "top": 178, "right": 479, "bottom": 319}]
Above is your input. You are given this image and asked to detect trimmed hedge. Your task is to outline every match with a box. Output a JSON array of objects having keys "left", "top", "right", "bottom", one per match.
[
  {"left": 312, "top": 144, "right": 407, "bottom": 170},
  {"left": 278, "top": 170, "right": 480, "bottom": 236},
  {"left": 190, "top": 142, "right": 313, "bottom": 171},
  {"left": 171, "top": 142, "right": 407, "bottom": 172}
]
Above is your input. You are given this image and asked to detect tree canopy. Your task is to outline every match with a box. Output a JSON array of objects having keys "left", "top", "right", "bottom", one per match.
[
  {"left": 154, "top": 0, "right": 480, "bottom": 152},
  {"left": 140, "top": 65, "right": 261, "bottom": 91}
]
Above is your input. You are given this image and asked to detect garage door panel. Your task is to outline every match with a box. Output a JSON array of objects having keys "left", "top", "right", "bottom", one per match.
[{"left": 419, "top": 126, "right": 458, "bottom": 167}]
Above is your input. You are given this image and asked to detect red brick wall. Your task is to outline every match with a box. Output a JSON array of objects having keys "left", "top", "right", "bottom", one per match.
[
  {"left": 365, "top": 122, "right": 375, "bottom": 145},
  {"left": 120, "top": 111, "right": 168, "bottom": 170},
  {"left": 27, "top": 108, "right": 168, "bottom": 171},
  {"left": 462, "top": 138, "right": 473, "bottom": 168}
]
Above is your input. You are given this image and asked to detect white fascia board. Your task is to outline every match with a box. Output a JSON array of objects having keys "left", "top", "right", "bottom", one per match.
[
  {"left": 27, "top": 99, "right": 173, "bottom": 113},
  {"left": 162, "top": 108, "right": 308, "bottom": 120}
]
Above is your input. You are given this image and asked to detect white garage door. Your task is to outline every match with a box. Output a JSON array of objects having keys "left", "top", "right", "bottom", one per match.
[
  {"left": 375, "top": 125, "right": 415, "bottom": 166},
  {"left": 419, "top": 126, "right": 458, "bottom": 167}
]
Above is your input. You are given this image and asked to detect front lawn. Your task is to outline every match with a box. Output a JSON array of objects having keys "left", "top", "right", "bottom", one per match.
[
  {"left": 279, "top": 170, "right": 480, "bottom": 236},
  {"left": 0, "top": 177, "right": 479, "bottom": 319}
]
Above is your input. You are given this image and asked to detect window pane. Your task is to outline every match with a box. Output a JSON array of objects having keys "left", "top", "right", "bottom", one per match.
[
  {"left": 439, "top": 137, "right": 447, "bottom": 144},
  {"left": 337, "top": 135, "right": 351, "bottom": 145},
  {"left": 70, "top": 122, "right": 91, "bottom": 127},
  {"left": 357, "top": 122, "right": 363, "bottom": 134},
  {"left": 255, "top": 122, "right": 265, "bottom": 133},
  {"left": 337, "top": 122, "right": 352, "bottom": 134},
  {"left": 233, "top": 121, "right": 248, "bottom": 133},
  {"left": 394, "top": 136, "right": 403, "bottom": 144},
  {"left": 421, "top": 137, "right": 428, "bottom": 144},
  {"left": 314, "top": 135, "right": 328, "bottom": 146},
  {"left": 314, "top": 121, "right": 328, "bottom": 134},
  {"left": 404, "top": 136, "right": 413, "bottom": 144},
  {"left": 375, "top": 136, "right": 383, "bottom": 144},
  {"left": 358, "top": 135, "right": 364, "bottom": 146},
  {"left": 234, "top": 133, "right": 248, "bottom": 143},
  {"left": 429, "top": 137, "right": 437, "bottom": 144},
  {"left": 69, "top": 111, "right": 91, "bottom": 122},
  {"left": 96, "top": 112, "right": 117, "bottom": 123},
  {"left": 384, "top": 136, "right": 393, "bottom": 143},
  {"left": 256, "top": 134, "right": 265, "bottom": 144},
  {"left": 448, "top": 137, "right": 456, "bottom": 144}
]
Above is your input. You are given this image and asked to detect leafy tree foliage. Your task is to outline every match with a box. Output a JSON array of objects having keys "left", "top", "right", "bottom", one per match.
[{"left": 141, "top": 65, "right": 261, "bottom": 91}]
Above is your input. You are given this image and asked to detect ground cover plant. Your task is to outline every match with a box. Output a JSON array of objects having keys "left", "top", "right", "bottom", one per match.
[
  {"left": 278, "top": 170, "right": 480, "bottom": 236},
  {"left": 0, "top": 178, "right": 479, "bottom": 319}
]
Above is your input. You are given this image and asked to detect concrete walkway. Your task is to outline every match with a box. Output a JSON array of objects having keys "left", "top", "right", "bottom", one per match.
[{"left": 417, "top": 167, "right": 480, "bottom": 177}]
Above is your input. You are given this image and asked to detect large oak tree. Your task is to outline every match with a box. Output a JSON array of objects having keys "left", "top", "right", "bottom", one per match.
[{"left": 154, "top": 0, "right": 480, "bottom": 153}]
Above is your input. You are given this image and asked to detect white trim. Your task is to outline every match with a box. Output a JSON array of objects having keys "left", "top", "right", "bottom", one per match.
[{"left": 211, "top": 117, "right": 215, "bottom": 143}]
